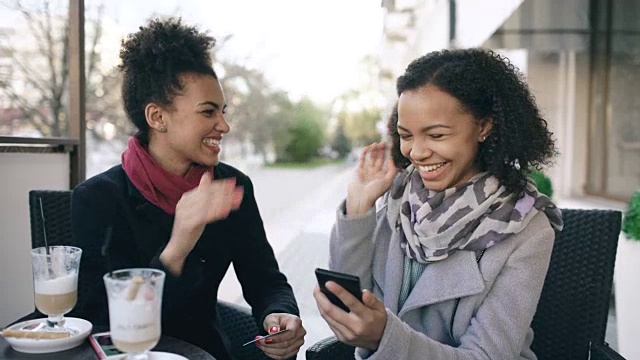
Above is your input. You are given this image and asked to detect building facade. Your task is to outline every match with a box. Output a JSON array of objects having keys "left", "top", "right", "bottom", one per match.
[{"left": 379, "top": 0, "right": 640, "bottom": 201}]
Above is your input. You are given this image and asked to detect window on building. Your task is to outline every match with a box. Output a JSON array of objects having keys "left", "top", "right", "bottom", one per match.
[{"left": 587, "top": 0, "right": 640, "bottom": 199}]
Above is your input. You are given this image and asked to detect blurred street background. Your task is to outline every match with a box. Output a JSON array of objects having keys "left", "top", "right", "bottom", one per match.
[{"left": 1, "top": 0, "right": 639, "bottom": 358}]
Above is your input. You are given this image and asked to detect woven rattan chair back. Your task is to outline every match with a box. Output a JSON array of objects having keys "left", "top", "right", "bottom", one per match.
[{"left": 530, "top": 208, "right": 621, "bottom": 360}]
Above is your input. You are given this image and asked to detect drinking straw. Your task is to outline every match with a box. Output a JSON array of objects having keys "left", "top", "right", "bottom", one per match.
[
  {"left": 38, "top": 197, "right": 50, "bottom": 255},
  {"left": 38, "top": 197, "right": 54, "bottom": 278},
  {"left": 102, "top": 226, "right": 113, "bottom": 277},
  {"left": 126, "top": 275, "right": 144, "bottom": 301}
]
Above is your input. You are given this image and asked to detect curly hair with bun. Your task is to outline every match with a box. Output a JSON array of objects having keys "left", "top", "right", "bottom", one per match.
[
  {"left": 388, "top": 48, "right": 557, "bottom": 196},
  {"left": 119, "top": 17, "right": 217, "bottom": 144}
]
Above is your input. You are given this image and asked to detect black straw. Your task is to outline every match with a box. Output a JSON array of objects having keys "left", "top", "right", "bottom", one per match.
[
  {"left": 38, "top": 197, "right": 50, "bottom": 255},
  {"left": 101, "top": 226, "right": 113, "bottom": 277}
]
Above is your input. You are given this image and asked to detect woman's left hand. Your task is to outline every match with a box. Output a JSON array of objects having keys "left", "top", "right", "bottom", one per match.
[
  {"left": 258, "top": 313, "right": 306, "bottom": 359},
  {"left": 313, "top": 282, "right": 387, "bottom": 351}
]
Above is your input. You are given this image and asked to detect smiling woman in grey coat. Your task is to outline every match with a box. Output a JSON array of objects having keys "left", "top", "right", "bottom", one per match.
[{"left": 313, "top": 48, "right": 563, "bottom": 360}]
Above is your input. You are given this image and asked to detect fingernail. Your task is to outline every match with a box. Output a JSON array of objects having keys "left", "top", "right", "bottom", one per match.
[
  {"left": 269, "top": 326, "right": 278, "bottom": 333},
  {"left": 254, "top": 336, "right": 261, "bottom": 347},
  {"left": 265, "top": 338, "right": 274, "bottom": 344}
]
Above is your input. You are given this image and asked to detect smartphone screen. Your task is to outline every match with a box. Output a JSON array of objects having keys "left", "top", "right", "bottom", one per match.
[
  {"left": 89, "top": 332, "right": 125, "bottom": 359},
  {"left": 315, "top": 268, "right": 362, "bottom": 312}
]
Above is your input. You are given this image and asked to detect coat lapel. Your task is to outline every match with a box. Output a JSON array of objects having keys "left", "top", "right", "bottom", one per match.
[
  {"left": 381, "top": 232, "right": 405, "bottom": 314},
  {"left": 397, "top": 249, "right": 485, "bottom": 317},
  {"left": 126, "top": 180, "right": 173, "bottom": 263}
]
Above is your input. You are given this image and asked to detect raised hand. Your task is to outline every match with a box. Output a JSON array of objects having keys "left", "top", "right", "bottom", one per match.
[
  {"left": 160, "top": 172, "right": 243, "bottom": 275},
  {"left": 346, "top": 142, "right": 398, "bottom": 216}
]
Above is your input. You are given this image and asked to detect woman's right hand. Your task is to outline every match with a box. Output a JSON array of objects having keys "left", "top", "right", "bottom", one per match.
[
  {"left": 346, "top": 142, "right": 398, "bottom": 217},
  {"left": 160, "top": 172, "right": 243, "bottom": 275}
]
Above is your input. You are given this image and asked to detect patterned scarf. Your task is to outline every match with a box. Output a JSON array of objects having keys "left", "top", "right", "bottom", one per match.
[{"left": 386, "top": 165, "right": 563, "bottom": 263}]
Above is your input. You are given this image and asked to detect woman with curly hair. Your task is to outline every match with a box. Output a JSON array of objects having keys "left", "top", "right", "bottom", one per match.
[
  {"left": 313, "top": 48, "right": 563, "bottom": 359},
  {"left": 71, "top": 17, "right": 305, "bottom": 360}
]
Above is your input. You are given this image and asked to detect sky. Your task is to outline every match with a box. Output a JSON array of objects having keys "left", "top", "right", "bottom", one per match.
[{"left": 96, "top": 0, "right": 384, "bottom": 103}]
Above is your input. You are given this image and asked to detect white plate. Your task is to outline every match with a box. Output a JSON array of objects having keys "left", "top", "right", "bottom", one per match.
[
  {"left": 107, "top": 352, "right": 189, "bottom": 360},
  {"left": 3, "top": 317, "right": 92, "bottom": 354},
  {"left": 147, "top": 352, "right": 189, "bottom": 360}
]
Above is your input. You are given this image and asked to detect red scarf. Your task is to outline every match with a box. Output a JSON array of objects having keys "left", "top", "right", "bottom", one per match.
[{"left": 121, "top": 136, "right": 211, "bottom": 215}]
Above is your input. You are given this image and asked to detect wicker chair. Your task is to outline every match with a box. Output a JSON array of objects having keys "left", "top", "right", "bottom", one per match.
[
  {"left": 28, "top": 190, "right": 75, "bottom": 248},
  {"left": 306, "top": 208, "right": 626, "bottom": 360},
  {"left": 17, "top": 190, "right": 269, "bottom": 359},
  {"left": 7, "top": 190, "right": 77, "bottom": 326},
  {"left": 217, "top": 301, "right": 271, "bottom": 360},
  {"left": 23, "top": 190, "right": 90, "bottom": 322}
]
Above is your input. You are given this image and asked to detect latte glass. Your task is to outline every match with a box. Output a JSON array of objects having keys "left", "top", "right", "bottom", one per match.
[
  {"left": 30, "top": 246, "right": 82, "bottom": 334},
  {"left": 104, "top": 268, "right": 165, "bottom": 360}
]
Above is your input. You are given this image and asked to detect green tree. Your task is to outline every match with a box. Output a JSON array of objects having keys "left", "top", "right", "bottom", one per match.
[
  {"left": 331, "top": 119, "right": 351, "bottom": 159},
  {"left": 218, "top": 60, "right": 279, "bottom": 160},
  {"left": 265, "top": 91, "right": 295, "bottom": 161},
  {"left": 343, "top": 106, "right": 382, "bottom": 145},
  {"left": 281, "top": 98, "right": 327, "bottom": 162},
  {"left": 333, "top": 55, "right": 385, "bottom": 147}
]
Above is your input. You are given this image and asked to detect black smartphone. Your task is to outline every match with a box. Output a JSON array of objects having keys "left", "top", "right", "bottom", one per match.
[{"left": 315, "top": 268, "right": 362, "bottom": 312}]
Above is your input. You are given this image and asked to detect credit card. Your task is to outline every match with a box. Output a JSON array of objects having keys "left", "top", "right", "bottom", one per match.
[{"left": 241, "top": 329, "right": 289, "bottom": 347}]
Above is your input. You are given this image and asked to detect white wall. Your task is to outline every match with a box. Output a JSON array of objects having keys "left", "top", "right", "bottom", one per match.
[
  {"left": 455, "top": 0, "right": 524, "bottom": 48},
  {"left": 378, "top": 0, "right": 451, "bottom": 108},
  {"left": 0, "top": 152, "right": 69, "bottom": 326},
  {"left": 412, "top": 0, "right": 450, "bottom": 57}
]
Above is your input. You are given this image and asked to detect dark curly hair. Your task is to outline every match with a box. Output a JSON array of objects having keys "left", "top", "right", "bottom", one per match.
[
  {"left": 119, "top": 17, "right": 217, "bottom": 144},
  {"left": 388, "top": 48, "right": 557, "bottom": 196}
]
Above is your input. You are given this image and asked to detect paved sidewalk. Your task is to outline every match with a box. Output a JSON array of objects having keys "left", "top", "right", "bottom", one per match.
[{"left": 218, "top": 163, "right": 352, "bottom": 358}]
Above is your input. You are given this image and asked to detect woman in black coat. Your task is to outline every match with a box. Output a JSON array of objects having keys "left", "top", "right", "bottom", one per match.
[{"left": 71, "top": 17, "right": 305, "bottom": 360}]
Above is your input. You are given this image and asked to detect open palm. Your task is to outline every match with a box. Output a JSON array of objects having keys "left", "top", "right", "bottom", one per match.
[{"left": 346, "top": 142, "right": 398, "bottom": 216}]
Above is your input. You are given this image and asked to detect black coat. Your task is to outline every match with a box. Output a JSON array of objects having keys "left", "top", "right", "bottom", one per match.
[{"left": 70, "top": 164, "right": 298, "bottom": 359}]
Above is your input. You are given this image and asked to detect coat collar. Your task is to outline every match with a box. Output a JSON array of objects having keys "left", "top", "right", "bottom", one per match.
[
  {"left": 126, "top": 178, "right": 164, "bottom": 216},
  {"left": 382, "top": 231, "right": 485, "bottom": 317},
  {"left": 124, "top": 176, "right": 174, "bottom": 262}
]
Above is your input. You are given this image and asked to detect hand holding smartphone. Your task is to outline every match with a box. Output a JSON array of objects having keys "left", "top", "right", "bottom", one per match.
[{"left": 315, "top": 268, "right": 362, "bottom": 312}]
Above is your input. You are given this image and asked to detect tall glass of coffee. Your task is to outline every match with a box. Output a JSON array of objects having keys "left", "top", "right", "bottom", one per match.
[
  {"left": 30, "top": 246, "right": 82, "bottom": 334},
  {"left": 103, "top": 268, "right": 165, "bottom": 360}
]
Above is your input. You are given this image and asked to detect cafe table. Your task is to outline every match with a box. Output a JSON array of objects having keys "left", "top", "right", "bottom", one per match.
[{"left": 0, "top": 333, "right": 216, "bottom": 359}]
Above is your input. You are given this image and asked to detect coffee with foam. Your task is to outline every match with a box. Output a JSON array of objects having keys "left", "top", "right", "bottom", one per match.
[{"left": 34, "top": 274, "right": 78, "bottom": 316}]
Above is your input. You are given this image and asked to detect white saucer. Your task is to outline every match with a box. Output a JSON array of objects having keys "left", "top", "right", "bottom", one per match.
[
  {"left": 147, "top": 352, "right": 188, "bottom": 360},
  {"left": 100, "top": 351, "right": 188, "bottom": 360},
  {"left": 3, "top": 317, "right": 92, "bottom": 354}
]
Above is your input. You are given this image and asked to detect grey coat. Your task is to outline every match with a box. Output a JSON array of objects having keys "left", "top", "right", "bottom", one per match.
[{"left": 329, "top": 201, "right": 554, "bottom": 360}]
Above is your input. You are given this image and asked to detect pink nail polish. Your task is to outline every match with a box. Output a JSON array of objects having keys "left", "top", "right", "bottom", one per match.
[
  {"left": 265, "top": 338, "right": 274, "bottom": 344},
  {"left": 269, "top": 326, "right": 278, "bottom": 333}
]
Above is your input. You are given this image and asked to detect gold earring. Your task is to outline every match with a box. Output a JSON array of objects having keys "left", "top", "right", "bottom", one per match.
[{"left": 159, "top": 126, "right": 167, "bottom": 133}]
